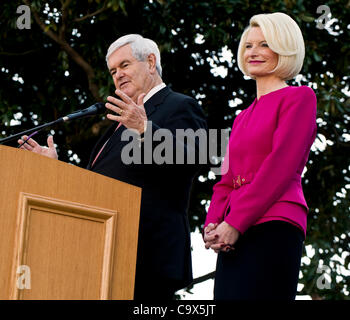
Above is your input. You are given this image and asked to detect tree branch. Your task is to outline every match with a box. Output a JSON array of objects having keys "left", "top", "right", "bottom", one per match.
[
  {"left": 0, "top": 49, "right": 41, "bottom": 56},
  {"left": 23, "top": 0, "right": 102, "bottom": 101},
  {"left": 23, "top": 0, "right": 61, "bottom": 44},
  {"left": 74, "top": 2, "right": 108, "bottom": 22},
  {"left": 59, "top": 0, "right": 72, "bottom": 41}
]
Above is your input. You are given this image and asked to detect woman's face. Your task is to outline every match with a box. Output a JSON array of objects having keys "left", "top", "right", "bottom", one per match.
[{"left": 243, "top": 27, "right": 279, "bottom": 78}]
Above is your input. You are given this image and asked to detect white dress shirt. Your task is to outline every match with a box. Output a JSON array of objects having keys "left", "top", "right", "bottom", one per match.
[{"left": 143, "top": 82, "right": 166, "bottom": 104}]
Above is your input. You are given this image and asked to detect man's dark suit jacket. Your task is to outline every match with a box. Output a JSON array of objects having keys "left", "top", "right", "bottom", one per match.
[{"left": 86, "top": 86, "right": 207, "bottom": 291}]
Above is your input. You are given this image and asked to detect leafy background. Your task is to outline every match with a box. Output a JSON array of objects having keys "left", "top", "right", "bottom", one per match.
[{"left": 1, "top": 0, "right": 349, "bottom": 299}]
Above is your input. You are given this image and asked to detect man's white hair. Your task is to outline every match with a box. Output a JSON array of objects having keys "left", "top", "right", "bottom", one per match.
[{"left": 106, "top": 34, "right": 162, "bottom": 77}]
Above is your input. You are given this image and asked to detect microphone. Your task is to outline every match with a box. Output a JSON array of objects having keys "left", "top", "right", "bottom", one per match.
[
  {"left": 62, "top": 102, "right": 106, "bottom": 121},
  {"left": 0, "top": 102, "right": 106, "bottom": 145}
]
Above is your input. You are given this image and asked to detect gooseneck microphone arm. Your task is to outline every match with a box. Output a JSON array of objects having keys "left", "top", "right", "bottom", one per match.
[
  {"left": 0, "top": 118, "right": 65, "bottom": 145},
  {"left": 0, "top": 102, "right": 105, "bottom": 145}
]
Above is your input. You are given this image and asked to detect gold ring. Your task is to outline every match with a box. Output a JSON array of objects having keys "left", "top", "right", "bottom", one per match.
[{"left": 120, "top": 109, "right": 123, "bottom": 115}]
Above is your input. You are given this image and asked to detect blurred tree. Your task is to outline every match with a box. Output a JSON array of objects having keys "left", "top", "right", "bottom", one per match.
[{"left": 0, "top": 0, "right": 349, "bottom": 299}]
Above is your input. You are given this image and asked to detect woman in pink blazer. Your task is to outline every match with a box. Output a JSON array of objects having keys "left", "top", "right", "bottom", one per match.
[{"left": 203, "top": 12, "right": 317, "bottom": 300}]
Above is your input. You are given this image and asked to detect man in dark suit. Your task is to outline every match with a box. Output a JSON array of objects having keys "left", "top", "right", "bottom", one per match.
[{"left": 18, "top": 34, "right": 207, "bottom": 300}]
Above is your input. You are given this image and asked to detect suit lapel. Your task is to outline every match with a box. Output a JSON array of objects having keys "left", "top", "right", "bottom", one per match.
[
  {"left": 97, "top": 123, "right": 125, "bottom": 158},
  {"left": 144, "top": 86, "right": 171, "bottom": 117}
]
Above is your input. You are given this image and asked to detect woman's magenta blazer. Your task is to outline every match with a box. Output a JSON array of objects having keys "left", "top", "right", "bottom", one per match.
[{"left": 204, "top": 86, "right": 317, "bottom": 237}]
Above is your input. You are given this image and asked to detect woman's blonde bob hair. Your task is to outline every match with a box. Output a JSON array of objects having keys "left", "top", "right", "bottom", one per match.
[{"left": 237, "top": 12, "right": 305, "bottom": 80}]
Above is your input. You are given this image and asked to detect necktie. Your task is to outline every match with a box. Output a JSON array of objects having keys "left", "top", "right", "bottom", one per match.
[{"left": 91, "top": 122, "right": 122, "bottom": 168}]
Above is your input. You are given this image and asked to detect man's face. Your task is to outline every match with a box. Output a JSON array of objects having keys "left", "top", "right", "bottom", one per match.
[{"left": 108, "top": 44, "right": 153, "bottom": 103}]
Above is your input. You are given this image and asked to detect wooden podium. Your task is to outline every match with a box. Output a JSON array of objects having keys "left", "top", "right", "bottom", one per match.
[{"left": 0, "top": 145, "right": 141, "bottom": 300}]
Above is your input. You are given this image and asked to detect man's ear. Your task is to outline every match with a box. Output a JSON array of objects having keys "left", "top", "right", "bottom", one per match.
[{"left": 147, "top": 53, "right": 157, "bottom": 74}]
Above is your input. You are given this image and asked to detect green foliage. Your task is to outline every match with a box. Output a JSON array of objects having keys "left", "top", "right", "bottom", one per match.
[{"left": 1, "top": 0, "right": 349, "bottom": 299}]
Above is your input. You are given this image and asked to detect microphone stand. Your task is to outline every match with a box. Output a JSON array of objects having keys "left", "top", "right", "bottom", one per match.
[
  {"left": 0, "top": 117, "right": 65, "bottom": 145},
  {"left": 0, "top": 102, "right": 105, "bottom": 145}
]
